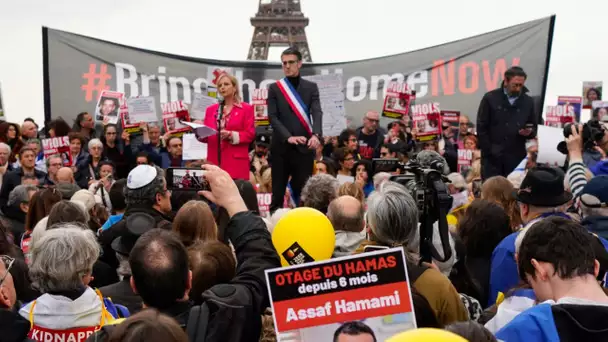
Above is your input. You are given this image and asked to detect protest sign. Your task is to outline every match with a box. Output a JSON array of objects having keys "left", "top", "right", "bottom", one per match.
[
  {"left": 42, "top": 136, "right": 72, "bottom": 166},
  {"left": 412, "top": 102, "right": 441, "bottom": 142},
  {"left": 95, "top": 90, "right": 124, "bottom": 124},
  {"left": 557, "top": 96, "right": 582, "bottom": 122},
  {"left": 303, "top": 74, "right": 347, "bottom": 137},
  {"left": 583, "top": 81, "right": 603, "bottom": 109},
  {"left": 125, "top": 96, "right": 157, "bottom": 133},
  {"left": 257, "top": 192, "right": 272, "bottom": 217},
  {"left": 537, "top": 125, "right": 566, "bottom": 167},
  {"left": 440, "top": 110, "right": 460, "bottom": 141},
  {"left": 545, "top": 105, "right": 574, "bottom": 128},
  {"left": 266, "top": 248, "right": 416, "bottom": 341},
  {"left": 591, "top": 100, "right": 608, "bottom": 121},
  {"left": 252, "top": 88, "right": 269, "bottom": 126},
  {"left": 190, "top": 93, "right": 217, "bottom": 121},
  {"left": 182, "top": 133, "right": 207, "bottom": 160},
  {"left": 382, "top": 82, "right": 415, "bottom": 120},
  {"left": 162, "top": 100, "right": 191, "bottom": 135},
  {"left": 458, "top": 149, "right": 474, "bottom": 175}
]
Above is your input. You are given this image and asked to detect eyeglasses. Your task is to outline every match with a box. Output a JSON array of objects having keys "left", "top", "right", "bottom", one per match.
[
  {"left": 0, "top": 255, "right": 14, "bottom": 286},
  {"left": 49, "top": 163, "right": 62, "bottom": 167},
  {"left": 90, "top": 146, "right": 102, "bottom": 150},
  {"left": 282, "top": 60, "right": 298, "bottom": 66},
  {"left": 380, "top": 152, "right": 388, "bottom": 157},
  {"left": 348, "top": 138, "right": 358, "bottom": 143}
]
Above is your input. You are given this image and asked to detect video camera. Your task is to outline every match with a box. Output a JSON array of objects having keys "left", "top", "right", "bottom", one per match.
[
  {"left": 557, "top": 119, "right": 606, "bottom": 154},
  {"left": 388, "top": 158, "right": 453, "bottom": 264}
]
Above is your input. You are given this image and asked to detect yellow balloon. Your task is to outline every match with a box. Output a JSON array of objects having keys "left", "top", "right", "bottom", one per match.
[
  {"left": 272, "top": 207, "right": 335, "bottom": 266},
  {"left": 387, "top": 328, "right": 467, "bottom": 342}
]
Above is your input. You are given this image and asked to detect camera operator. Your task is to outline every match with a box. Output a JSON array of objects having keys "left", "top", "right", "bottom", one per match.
[
  {"left": 569, "top": 120, "right": 608, "bottom": 169},
  {"left": 356, "top": 181, "right": 468, "bottom": 326}
]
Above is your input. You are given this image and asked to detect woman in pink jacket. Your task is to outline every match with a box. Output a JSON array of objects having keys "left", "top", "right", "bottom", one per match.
[{"left": 203, "top": 72, "right": 255, "bottom": 179}]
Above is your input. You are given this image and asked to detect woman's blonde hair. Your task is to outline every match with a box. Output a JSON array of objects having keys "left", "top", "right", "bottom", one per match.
[
  {"left": 337, "top": 182, "right": 364, "bottom": 204},
  {"left": 172, "top": 200, "right": 217, "bottom": 247},
  {"left": 217, "top": 73, "right": 242, "bottom": 104}
]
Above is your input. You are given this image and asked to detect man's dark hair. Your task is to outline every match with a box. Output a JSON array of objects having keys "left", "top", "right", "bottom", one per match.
[
  {"left": 136, "top": 151, "right": 151, "bottom": 164},
  {"left": 24, "top": 118, "right": 38, "bottom": 128},
  {"left": 518, "top": 217, "right": 596, "bottom": 282},
  {"left": 281, "top": 47, "right": 302, "bottom": 61},
  {"left": 98, "top": 160, "right": 115, "bottom": 174},
  {"left": 504, "top": 66, "right": 527, "bottom": 81},
  {"left": 333, "top": 321, "right": 376, "bottom": 342},
  {"left": 130, "top": 229, "right": 189, "bottom": 310},
  {"left": 74, "top": 112, "right": 89, "bottom": 129},
  {"left": 109, "top": 179, "right": 127, "bottom": 212},
  {"left": 167, "top": 136, "right": 182, "bottom": 148},
  {"left": 338, "top": 128, "right": 357, "bottom": 149}
]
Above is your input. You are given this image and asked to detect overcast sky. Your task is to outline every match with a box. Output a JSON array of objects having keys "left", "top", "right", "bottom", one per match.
[{"left": 0, "top": 0, "right": 605, "bottom": 124}]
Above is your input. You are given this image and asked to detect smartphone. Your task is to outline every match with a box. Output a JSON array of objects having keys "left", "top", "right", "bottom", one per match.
[
  {"left": 166, "top": 167, "right": 209, "bottom": 191},
  {"left": 472, "top": 179, "right": 482, "bottom": 198}
]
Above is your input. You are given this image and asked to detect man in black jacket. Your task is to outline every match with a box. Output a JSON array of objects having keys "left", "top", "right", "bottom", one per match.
[
  {"left": 88, "top": 164, "right": 281, "bottom": 341},
  {"left": 0, "top": 147, "right": 46, "bottom": 212},
  {"left": 0, "top": 255, "right": 34, "bottom": 342},
  {"left": 477, "top": 66, "right": 537, "bottom": 179},
  {"left": 268, "top": 47, "right": 323, "bottom": 213}
]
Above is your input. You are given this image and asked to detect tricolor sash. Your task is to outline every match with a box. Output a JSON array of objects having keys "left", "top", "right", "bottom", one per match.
[{"left": 276, "top": 78, "right": 313, "bottom": 135}]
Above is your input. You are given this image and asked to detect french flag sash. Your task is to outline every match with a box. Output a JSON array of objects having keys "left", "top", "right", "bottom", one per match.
[{"left": 276, "top": 78, "right": 313, "bottom": 135}]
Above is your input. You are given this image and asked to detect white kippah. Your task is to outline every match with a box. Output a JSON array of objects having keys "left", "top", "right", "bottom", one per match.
[{"left": 127, "top": 165, "right": 158, "bottom": 189}]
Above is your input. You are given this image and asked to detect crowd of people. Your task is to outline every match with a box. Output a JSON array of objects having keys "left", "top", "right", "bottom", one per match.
[{"left": 1, "top": 50, "right": 608, "bottom": 341}]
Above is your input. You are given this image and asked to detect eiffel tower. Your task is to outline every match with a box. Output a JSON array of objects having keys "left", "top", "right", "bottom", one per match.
[{"left": 247, "top": 0, "right": 312, "bottom": 62}]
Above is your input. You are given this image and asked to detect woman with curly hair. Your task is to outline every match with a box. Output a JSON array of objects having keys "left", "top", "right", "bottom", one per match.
[
  {"left": 0, "top": 122, "right": 24, "bottom": 164},
  {"left": 481, "top": 176, "right": 523, "bottom": 230}
]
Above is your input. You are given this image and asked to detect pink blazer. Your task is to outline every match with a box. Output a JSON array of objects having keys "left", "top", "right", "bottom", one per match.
[{"left": 203, "top": 102, "right": 255, "bottom": 179}]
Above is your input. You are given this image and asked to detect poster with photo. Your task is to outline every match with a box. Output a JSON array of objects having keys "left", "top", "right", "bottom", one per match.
[
  {"left": 124, "top": 96, "right": 157, "bottom": 133},
  {"left": 412, "top": 102, "right": 441, "bottom": 142},
  {"left": 545, "top": 105, "right": 575, "bottom": 128},
  {"left": 458, "top": 149, "right": 474, "bottom": 175},
  {"left": 557, "top": 96, "right": 582, "bottom": 122},
  {"left": 382, "top": 82, "right": 415, "bottom": 120},
  {"left": 95, "top": 90, "right": 124, "bottom": 124},
  {"left": 42, "top": 136, "right": 72, "bottom": 167},
  {"left": 257, "top": 192, "right": 272, "bottom": 218},
  {"left": 190, "top": 93, "right": 218, "bottom": 121},
  {"left": 252, "top": 88, "right": 269, "bottom": 126},
  {"left": 265, "top": 248, "right": 416, "bottom": 342},
  {"left": 583, "top": 81, "right": 603, "bottom": 109},
  {"left": 162, "top": 100, "right": 191, "bottom": 135},
  {"left": 440, "top": 110, "right": 461, "bottom": 142},
  {"left": 591, "top": 101, "right": 608, "bottom": 121}
]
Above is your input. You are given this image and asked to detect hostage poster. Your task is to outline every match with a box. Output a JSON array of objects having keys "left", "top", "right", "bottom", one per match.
[
  {"left": 265, "top": 248, "right": 416, "bottom": 341},
  {"left": 162, "top": 100, "right": 191, "bottom": 135},
  {"left": 95, "top": 90, "right": 124, "bottom": 125},
  {"left": 42, "top": 136, "right": 72, "bottom": 167},
  {"left": 252, "top": 88, "right": 269, "bottom": 126},
  {"left": 382, "top": 82, "right": 415, "bottom": 120},
  {"left": 440, "top": 110, "right": 461, "bottom": 142},
  {"left": 412, "top": 102, "right": 441, "bottom": 142},
  {"left": 545, "top": 105, "right": 574, "bottom": 128},
  {"left": 557, "top": 96, "right": 582, "bottom": 123}
]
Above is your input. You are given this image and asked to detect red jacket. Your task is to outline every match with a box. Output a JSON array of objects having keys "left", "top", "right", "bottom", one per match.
[{"left": 203, "top": 102, "right": 255, "bottom": 179}]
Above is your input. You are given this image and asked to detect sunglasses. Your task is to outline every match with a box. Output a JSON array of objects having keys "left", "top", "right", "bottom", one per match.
[{"left": 0, "top": 255, "right": 14, "bottom": 286}]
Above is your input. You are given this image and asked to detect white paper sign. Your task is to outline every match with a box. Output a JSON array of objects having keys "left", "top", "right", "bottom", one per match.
[
  {"left": 182, "top": 133, "right": 208, "bottom": 160},
  {"left": 336, "top": 174, "right": 355, "bottom": 185},
  {"left": 190, "top": 93, "right": 218, "bottom": 121},
  {"left": 537, "top": 125, "right": 566, "bottom": 167},
  {"left": 126, "top": 96, "right": 157, "bottom": 124},
  {"left": 303, "top": 74, "right": 347, "bottom": 137}
]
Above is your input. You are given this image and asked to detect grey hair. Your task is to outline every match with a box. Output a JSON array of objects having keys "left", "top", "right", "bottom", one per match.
[
  {"left": 0, "top": 142, "right": 11, "bottom": 154},
  {"left": 88, "top": 138, "right": 103, "bottom": 150},
  {"left": 125, "top": 166, "right": 166, "bottom": 206},
  {"left": 25, "top": 138, "right": 41, "bottom": 148},
  {"left": 327, "top": 197, "right": 365, "bottom": 233},
  {"left": 373, "top": 172, "right": 392, "bottom": 189},
  {"left": 366, "top": 181, "right": 419, "bottom": 248},
  {"left": 29, "top": 225, "right": 100, "bottom": 293},
  {"left": 45, "top": 154, "right": 63, "bottom": 168},
  {"left": 116, "top": 252, "right": 131, "bottom": 277},
  {"left": 8, "top": 184, "right": 37, "bottom": 207},
  {"left": 300, "top": 174, "right": 339, "bottom": 213}
]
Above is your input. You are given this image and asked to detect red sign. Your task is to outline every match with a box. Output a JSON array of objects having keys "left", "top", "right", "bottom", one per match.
[
  {"left": 252, "top": 88, "right": 269, "bottom": 126},
  {"left": 257, "top": 192, "right": 271, "bottom": 217},
  {"left": 412, "top": 102, "right": 442, "bottom": 142},
  {"left": 382, "top": 82, "right": 415, "bottom": 120},
  {"left": 41, "top": 136, "right": 72, "bottom": 167},
  {"left": 458, "top": 149, "right": 474, "bottom": 174},
  {"left": 162, "top": 100, "right": 191, "bottom": 135}
]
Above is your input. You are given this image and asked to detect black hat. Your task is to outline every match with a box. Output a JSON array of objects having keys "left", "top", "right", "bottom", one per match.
[
  {"left": 111, "top": 213, "right": 157, "bottom": 255},
  {"left": 516, "top": 166, "right": 572, "bottom": 207},
  {"left": 256, "top": 134, "right": 270, "bottom": 147}
]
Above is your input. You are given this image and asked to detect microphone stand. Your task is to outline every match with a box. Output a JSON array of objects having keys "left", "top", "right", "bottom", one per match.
[{"left": 216, "top": 100, "right": 224, "bottom": 168}]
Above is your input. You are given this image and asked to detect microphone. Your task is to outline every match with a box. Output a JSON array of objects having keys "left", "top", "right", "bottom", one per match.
[
  {"left": 216, "top": 99, "right": 225, "bottom": 167},
  {"left": 415, "top": 150, "right": 450, "bottom": 175}
]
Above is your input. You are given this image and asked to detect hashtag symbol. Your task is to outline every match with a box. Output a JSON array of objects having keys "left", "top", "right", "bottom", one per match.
[{"left": 81, "top": 63, "right": 112, "bottom": 102}]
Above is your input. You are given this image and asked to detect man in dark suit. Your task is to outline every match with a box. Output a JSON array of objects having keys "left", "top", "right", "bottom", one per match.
[
  {"left": 268, "top": 47, "right": 322, "bottom": 213},
  {"left": 477, "top": 66, "right": 537, "bottom": 180}
]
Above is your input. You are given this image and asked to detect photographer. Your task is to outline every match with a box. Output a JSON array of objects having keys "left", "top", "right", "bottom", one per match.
[{"left": 567, "top": 120, "right": 608, "bottom": 170}]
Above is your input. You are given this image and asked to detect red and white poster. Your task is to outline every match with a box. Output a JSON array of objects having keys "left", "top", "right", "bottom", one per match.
[
  {"left": 545, "top": 105, "right": 575, "bottom": 128},
  {"left": 265, "top": 248, "right": 416, "bottom": 341},
  {"left": 458, "top": 149, "right": 474, "bottom": 175},
  {"left": 557, "top": 96, "right": 582, "bottom": 123},
  {"left": 252, "top": 88, "right": 269, "bottom": 126},
  {"left": 412, "top": 102, "right": 441, "bottom": 142},
  {"left": 95, "top": 90, "right": 124, "bottom": 125},
  {"left": 440, "top": 110, "right": 461, "bottom": 141},
  {"left": 162, "top": 100, "right": 191, "bottom": 135},
  {"left": 42, "top": 136, "right": 72, "bottom": 167},
  {"left": 382, "top": 82, "right": 415, "bottom": 120},
  {"left": 257, "top": 192, "right": 272, "bottom": 218}
]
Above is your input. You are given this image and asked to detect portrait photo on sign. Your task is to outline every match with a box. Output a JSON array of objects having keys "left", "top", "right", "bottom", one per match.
[
  {"left": 95, "top": 95, "right": 121, "bottom": 123},
  {"left": 255, "top": 105, "right": 268, "bottom": 119},
  {"left": 583, "top": 81, "right": 603, "bottom": 109}
]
